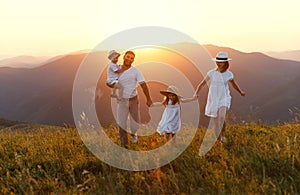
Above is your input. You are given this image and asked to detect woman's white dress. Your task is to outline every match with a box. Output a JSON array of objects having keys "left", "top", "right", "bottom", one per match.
[{"left": 205, "top": 69, "right": 234, "bottom": 117}]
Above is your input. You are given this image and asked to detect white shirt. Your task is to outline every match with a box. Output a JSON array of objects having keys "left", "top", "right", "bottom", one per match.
[
  {"left": 205, "top": 69, "right": 234, "bottom": 117},
  {"left": 107, "top": 62, "right": 120, "bottom": 84},
  {"left": 118, "top": 66, "right": 145, "bottom": 98}
]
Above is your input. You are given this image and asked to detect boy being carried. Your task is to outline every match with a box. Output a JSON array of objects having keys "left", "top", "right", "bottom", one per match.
[{"left": 106, "top": 50, "right": 124, "bottom": 100}]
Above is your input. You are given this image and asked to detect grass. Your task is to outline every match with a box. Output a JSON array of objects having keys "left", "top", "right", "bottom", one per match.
[{"left": 0, "top": 119, "right": 299, "bottom": 194}]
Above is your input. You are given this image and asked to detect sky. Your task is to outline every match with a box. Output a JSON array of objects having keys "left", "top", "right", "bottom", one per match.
[{"left": 1, "top": 0, "right": 300, "bottom": 58}]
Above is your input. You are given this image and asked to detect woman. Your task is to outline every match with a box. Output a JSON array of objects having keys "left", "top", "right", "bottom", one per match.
[{"left": 194, "top": 51, "right": 245, "bottom": 142}]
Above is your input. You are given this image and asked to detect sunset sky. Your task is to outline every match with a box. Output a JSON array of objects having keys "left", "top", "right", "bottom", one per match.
[{"left": 1, "top": 0, "right": 300, "bottom": 58}]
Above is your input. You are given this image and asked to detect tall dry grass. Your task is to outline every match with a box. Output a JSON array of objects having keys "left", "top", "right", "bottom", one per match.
[{"left": 0, "top": 121, "right": 299, "bottom": 194}]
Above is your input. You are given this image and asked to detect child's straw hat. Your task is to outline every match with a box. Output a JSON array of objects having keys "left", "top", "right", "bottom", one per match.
[{"left": 160, "top": 85, "right": 182, "bottom": 98}]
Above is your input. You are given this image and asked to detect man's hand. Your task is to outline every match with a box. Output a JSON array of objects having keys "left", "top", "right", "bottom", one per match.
[{"left": 140, "top": 82, "right": 152, "bottom": 107}]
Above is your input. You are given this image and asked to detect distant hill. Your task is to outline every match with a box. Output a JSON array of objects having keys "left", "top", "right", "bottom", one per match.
[
  {"left": 0, "top": 43, "right": 299, "bottom": 126},
  {"left": 0, "top": 53, "right": 85, "bottom": 125},
  {"left": 265, "top": 50, "right": 300, "bottom": 62},
  {"left": 0, "top": 118, "right": 23, "bottom": 128},
  {"left": 0, "top": 55, "right": 52, "bottom": 68}
]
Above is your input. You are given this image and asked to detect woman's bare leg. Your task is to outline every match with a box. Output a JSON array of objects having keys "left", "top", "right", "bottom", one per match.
[{"left": 214, "top": 106, "right": 228, "bottom": 141}]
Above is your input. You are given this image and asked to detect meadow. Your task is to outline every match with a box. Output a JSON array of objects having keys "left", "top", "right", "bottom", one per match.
[{"left": 0, "top": 119, "right": 299, "bottom": 194}]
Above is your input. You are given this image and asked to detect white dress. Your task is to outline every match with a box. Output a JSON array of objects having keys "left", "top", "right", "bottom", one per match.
[
  {"left": 157, "top": 100, "right": 181, "bottom": 135},
  {"left": 205, "top": 69, "right": 234, "bottom": 117}
]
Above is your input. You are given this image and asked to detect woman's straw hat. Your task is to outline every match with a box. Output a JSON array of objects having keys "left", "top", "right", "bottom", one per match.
[{"left": 212, "top": 51, "right": 232, "bottom": 62}]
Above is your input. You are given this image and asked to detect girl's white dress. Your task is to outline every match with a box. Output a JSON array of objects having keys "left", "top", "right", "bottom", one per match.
[
  {"left": 205, "top": 69, "right": 234, "bottom": 117},
  {"left": 157, "top": 100, "right": 181, "bottom": 135}
]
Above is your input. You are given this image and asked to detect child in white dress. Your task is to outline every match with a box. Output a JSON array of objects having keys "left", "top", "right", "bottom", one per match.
[
  {"left": 106, "top": 50, "right": 124, "bottom": 100},
  {"left": 194, "top": 52, "right": 245, "bottom": 142},
  {"left": 152, "top": 85, "right": 196, "bottom": 142}
]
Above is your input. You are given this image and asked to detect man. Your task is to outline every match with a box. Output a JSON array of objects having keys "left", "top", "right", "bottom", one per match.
[{"left": 117, "top": 50, "right": 152, "bottom": 147}]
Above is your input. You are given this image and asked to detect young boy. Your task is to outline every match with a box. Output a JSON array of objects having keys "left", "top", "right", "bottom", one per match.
[{"left": 106, "top": 50, "right": 124, "bottom": 100}]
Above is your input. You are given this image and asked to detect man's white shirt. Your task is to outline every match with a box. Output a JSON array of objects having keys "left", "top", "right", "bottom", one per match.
[{"left": 118, "top": 66, "right": 145, "bottom": 98}]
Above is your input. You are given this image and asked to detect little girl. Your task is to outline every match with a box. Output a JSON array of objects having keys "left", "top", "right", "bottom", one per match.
[
  {"left": 152, "top": 85, "right": 196, "bottom": 142},
  {"left": 194, "top": 51, "right": 245, "bottom": 142}
]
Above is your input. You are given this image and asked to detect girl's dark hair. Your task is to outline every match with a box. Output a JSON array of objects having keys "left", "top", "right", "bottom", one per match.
[
  {"left": 217, "top": 61, "right": 230, "bottom": 72},
  {"left": 162, "top": 93, "right": 180, "bottom": 106}
]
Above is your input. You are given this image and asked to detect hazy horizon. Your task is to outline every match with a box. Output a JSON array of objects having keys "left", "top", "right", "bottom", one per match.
[
  {"left": 1, "top": 43, "right": 300, "bottom": 61},
  {"left": 1, "top": 43, "right": 300, "bottom": 65}
]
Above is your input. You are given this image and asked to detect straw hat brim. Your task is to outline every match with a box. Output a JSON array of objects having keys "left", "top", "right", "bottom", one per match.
[
  {"left": 212, "top": 58, "right": 232, "bottom": 62},
  {"left": 160, "top": 90, "right": 182, "bottom": 98}
]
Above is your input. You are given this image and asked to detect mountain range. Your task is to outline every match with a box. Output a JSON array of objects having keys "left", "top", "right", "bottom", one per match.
[
  {"left": 0, "top": 55, "right": 51, "bottom": 68},
  {"left": 0, "top": 44, "right": 299, "bottom": 126},
  {"left": 265, "top": 50, "right": 300, "bottom": 62}
]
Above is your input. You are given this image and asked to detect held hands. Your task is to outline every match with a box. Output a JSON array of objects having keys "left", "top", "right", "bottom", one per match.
[
  {"left": 191, "top": 92, "right": 199, "bottom": 100},
  {"left": 180, "top": 94, "right": 199, "bottom": 103},
  {"left": 150, "top": 102, "right": 162, "bottom": 107},
  {"left": 192, "top": 93, "right": 199, "bottom": 100}
]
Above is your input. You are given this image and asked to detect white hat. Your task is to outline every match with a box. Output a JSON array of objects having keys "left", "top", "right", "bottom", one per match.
[
  {"left": 108, "top": 50, "right": 120, "bottom": 60},
  {"left": 212, "top": 51, "right": 232, "bottom": 62},
  {"left": 160, "top": 85, "right": 182, "bottom": 98}
]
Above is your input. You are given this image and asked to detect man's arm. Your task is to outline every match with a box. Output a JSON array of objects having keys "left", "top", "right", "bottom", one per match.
[{"left": 140, "top": 82, "right": 152, "bottom": 107}]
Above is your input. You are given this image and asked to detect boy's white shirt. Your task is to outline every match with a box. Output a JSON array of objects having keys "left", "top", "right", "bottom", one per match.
[{"left": 107, "top": 62, "right": 120, "bottom": 84}]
